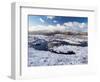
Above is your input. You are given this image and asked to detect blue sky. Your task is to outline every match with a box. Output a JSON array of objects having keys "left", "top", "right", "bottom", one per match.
[{"left": 28, "top": 15, "right": 88, "bottom": 32}]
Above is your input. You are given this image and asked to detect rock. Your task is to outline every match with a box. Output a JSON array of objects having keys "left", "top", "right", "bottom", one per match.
[
  {"left": 30, "top": 39, "right": 48, "bottom": 51},
  {"left": 49, "top": 49, "right": 75, "bottom": 55},
  {"left": 67, "top": 51, "right": 75, "bottom": 54},
  {"left": 79, "top": 41, "right": 88, "bottom": 47}
]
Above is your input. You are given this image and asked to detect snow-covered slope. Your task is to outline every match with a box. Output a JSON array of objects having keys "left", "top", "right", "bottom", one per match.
[{"left": 28, "top": 34, "right": 88, "bottom": 66}]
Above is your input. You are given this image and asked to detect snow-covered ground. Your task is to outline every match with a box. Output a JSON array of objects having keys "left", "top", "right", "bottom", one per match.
[{"left": 28, "top": 34, "right": 88, "bottom": 66}]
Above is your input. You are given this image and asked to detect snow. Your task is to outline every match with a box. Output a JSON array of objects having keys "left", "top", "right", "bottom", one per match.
[{"left": 28, "top": 34, "right": 88, "bottom": 66}]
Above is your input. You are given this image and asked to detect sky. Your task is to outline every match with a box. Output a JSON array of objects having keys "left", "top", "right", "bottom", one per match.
[{"left": 28, "top": 15, "right": 88, "bottom": 32}]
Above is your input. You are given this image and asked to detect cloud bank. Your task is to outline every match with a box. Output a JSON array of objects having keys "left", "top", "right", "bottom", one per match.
[{"left": 29, "top": 22, "right": 87, "bottom": 32}]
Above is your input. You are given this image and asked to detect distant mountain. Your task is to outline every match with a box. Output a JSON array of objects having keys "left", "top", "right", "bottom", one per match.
[{"left": 28, "top": 29, "right": 87, "bottom": 36}]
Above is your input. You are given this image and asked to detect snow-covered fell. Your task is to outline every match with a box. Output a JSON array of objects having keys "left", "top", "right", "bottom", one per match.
[{"left": 28, "top": 34, "right": 88, "bottom": 66}]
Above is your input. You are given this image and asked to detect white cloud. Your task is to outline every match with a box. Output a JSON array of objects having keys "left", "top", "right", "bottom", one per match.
[
  {"left": 29, "top": 24, "right": 65, "bottom": 32},
  {"left": 53, "top": 20, "right": 57, "bottom": 23},
  {"left": 56, "top": 24, "right": 60, "bottom": 27},
  {"left": 29, "top": 22, "right": 87, "bottom": 32},
  {"left": 79, "top": 23, "right": 87, "bottom": 28},
  {"left": 39, "top": 18, "right": 45, "bottom": 23},
  {"left": 64, "top": 22, "right": 73, "bottom": 27},
  {"left": 64, "top": 22, "right": 87, "bottom": 29},
  {"left": 29, "top": 25, "right": 47, "bottom": 32},
  {"left": 47, "top": 16, "right": 55, "bottom": 20}
]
